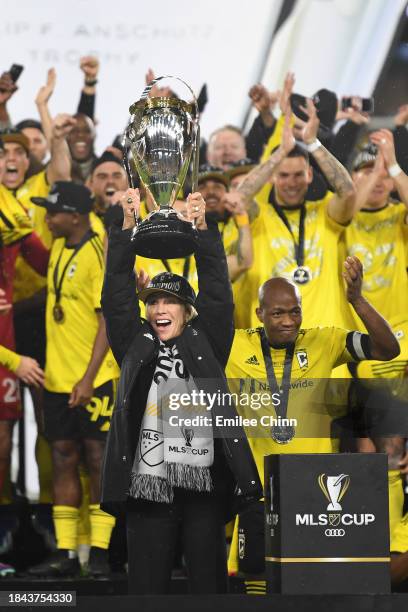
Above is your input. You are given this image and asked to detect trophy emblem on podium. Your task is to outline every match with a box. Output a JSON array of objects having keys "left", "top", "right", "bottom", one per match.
[
  {"left": 318, "top": 473, "right": 350, "bottom": 511},
  {"left": 125, "top": 76, "right": 200, "bottom": 259}
]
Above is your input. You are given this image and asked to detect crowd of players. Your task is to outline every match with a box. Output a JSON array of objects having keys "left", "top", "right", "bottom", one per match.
[{"left": 0, "top": 57, "right": 408, "bottom": 589}]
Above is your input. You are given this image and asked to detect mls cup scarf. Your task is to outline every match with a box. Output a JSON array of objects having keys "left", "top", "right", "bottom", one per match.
[{"left": 129, "top": 342, "right": 214, "bottom": 503}]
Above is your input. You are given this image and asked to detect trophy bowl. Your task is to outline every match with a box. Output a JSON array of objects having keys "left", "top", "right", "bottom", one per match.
[{"left": 126, "top": 78, "right": 200, "bottom": 259}]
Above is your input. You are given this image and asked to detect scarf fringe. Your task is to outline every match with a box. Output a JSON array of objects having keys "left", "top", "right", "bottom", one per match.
[
  {"left": 166, "top": 462, "right": 213, "bottom": 493},
  {"left": 129, "top": 472, "right": 174, "bottom": 503}
]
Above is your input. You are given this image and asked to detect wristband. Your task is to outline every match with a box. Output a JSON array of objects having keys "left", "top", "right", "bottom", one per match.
[
  {"left": 388, "top": 163, "right": 402, "bottom": 178},
  {"left": 305, "top": 139, "right": 322, "bottom": 153},
  {"left": 234, "top": 213, "right": 249, "bottom": 227},
  {"left": 85, "top": 78, "right": 98, "bottom": 86}
]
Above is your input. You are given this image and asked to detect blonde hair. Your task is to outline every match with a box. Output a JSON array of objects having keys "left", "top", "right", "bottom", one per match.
[{"left": 185, "top": 304, "right": 198, "bottom": 322}]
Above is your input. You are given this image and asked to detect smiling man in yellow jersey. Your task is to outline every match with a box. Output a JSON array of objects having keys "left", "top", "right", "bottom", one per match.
[
  {"left": 27, "top": 182, "right": 118, "bottom": 578},
  {"left": 232, "top": 105, "right": 356, "bottom": 332},
  {"left": 226, "top": 256, "right": 400, "bottom": 591},
  {"left": 345, "top": 132, "right": 408, "bottom": 549}
]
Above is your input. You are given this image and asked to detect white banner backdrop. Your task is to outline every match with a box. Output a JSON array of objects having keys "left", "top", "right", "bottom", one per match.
[
  {"left": 1, "top": 0, "right": 280, "bottom": 152},
  {"left": 256, "top": 0, "right": 405, "bottom": 101},
  {"left": 244, "top": 0, "right": 406, "bottom": 131}
]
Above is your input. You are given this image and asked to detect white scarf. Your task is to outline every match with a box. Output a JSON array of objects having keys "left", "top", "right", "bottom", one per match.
[{"left": 129, "top": 342, "right": 214, "bottom": 503}]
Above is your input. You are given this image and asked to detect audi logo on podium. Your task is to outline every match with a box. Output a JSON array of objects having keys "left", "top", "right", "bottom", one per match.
[{"left": 325, "top": 528, "right": 345, "bottom": 537}]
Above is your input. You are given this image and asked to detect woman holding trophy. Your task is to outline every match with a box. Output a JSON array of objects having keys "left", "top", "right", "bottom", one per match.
[{"left": 100, "top": 78, "right": 261, "bottom": 594}]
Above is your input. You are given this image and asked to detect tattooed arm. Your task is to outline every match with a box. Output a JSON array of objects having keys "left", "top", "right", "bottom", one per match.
[
  {"left": 237, "top": 110, "right": 295, "bottom": 221},
  {"left": 223, "top": 192, "right": 253, "bottom": 281},
  {"left": 300, "top": 99, "right": 355, "bottom": 225}
]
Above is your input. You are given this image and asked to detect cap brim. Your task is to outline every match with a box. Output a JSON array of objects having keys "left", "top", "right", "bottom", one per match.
[
  {"left": 31, "top": 197, "right": 65, "bottom": 212},
  {"left": 1, "top": 133, "right": 30, "bottom": 153},
  {"left": 31, "top": 197, "right": 51, "bottom": 207},
  {"left": 138, "top": 286, "right": 195, "bottom": 306},
  {"left": 226, "top": 164, "right": 256, "bottom": 180},
  {"left": 198, "top": 172, "right": 229, "bottom": 188},
  {"left": 138, "top": 287, "right": 185, "bottom": 304}
]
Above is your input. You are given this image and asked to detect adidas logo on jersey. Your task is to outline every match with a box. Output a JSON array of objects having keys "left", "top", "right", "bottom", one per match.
[{"left": 245, "top": 355, "right": 260, "bottom": 365}]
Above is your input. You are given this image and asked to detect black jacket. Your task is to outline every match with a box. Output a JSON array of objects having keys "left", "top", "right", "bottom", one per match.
[{"left": 100, "top": 223, "right": 262, "bottom": 517}]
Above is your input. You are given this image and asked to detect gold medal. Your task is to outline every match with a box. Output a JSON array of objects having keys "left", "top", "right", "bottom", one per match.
[{"left": 53, "top": 303, "right": 65, "bottom": 323}]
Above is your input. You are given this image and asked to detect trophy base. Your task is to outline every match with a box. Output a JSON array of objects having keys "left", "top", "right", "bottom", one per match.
[{"left": 131, "top": 210, "right": 199, "bottom": 259}]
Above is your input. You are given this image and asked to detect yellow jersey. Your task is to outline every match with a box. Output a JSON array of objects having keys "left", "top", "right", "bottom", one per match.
[
  {"left": 233, "top": 193, "right": 353, "bottom": 331},
  {"left": 45, "top": 231, "right": 119, "bottom": 393},
  {"left": 0, "top": 344, "right": 20, "bottom": 372},
  {"left": 12, "top": 171, "right": 106, "bottom": 302},
  {"left": 226, "top": 326, "right": 361, "bottom": 479},
  {"left": 0, "top": 185, "right": 32, "bottom": 246},
  {"left": 345, "top": 203, "right": 408, "bottom": 326}
]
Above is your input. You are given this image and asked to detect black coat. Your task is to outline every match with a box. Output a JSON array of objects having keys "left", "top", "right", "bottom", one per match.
[{"left": 100, "top": 222, "right": 262, "bottom": 517}]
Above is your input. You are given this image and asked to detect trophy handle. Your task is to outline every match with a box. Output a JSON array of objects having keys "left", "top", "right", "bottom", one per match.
[
  {"left": 140, "top": 75, "right": 199, "bottom": 118},
  {"left": 191, "top": 123, "right": 200, "bottom": 194}
]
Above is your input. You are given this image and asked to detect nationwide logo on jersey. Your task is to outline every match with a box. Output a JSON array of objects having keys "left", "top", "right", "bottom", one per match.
[
  {"left": 295, "top": 350, "right": 308, "bottom": 369},
  {"left": 245, "top": 354, "right": 260, "bottom": 366}
]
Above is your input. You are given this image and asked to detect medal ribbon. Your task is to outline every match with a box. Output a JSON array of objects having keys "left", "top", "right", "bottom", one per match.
[
  {"left": 271, "top": 200, "right": 306, "bottom": 268},
  {"left": 53, "top": 230, "right": 96, "bottom": 307},
  {"left": 259, "top": 328, "right": 295, "bottom": 422}
]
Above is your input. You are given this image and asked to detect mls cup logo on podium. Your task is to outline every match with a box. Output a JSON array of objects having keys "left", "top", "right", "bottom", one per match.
[{"left": 318, "top": 473, "right": 350, "bottom": 511}]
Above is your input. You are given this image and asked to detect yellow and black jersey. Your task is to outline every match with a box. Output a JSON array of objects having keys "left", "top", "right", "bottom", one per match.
[
  {"left": 13, "top": 166, "right": 105, "bottom": 302},
  {"left": 226, "top": 326, "right": 367, "bottom": 478},
  {"left": 45, "top": 232, "right": 119, "bottom": 393},
  {"left": 345, "top": 202, "right": 408, "bottom": 326},
  {"left": 12, "top": 171, "right": 51, "bottom": 302},
  {"left": 0, "top": 185, "right": 32, "bottom": 246},
  {"left": 233, "top": 193, "right": 354, "bottom": 331},
  {"left": 0, "top": 344, "right": 20, "bottom": 373},
  {"left": 15, "top": 170, "right": 50, "bottom": 244}
]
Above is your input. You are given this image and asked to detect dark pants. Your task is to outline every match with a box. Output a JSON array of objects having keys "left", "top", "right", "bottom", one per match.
[{"left": 126, "top": 489, "right": 228, "bottom": 594}]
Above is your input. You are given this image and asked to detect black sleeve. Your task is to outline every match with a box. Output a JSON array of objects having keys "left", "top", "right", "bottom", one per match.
[
  {"left": 245, "top": 115, "right": 276, "bottom": 162},
  {"left": 77, "top": 91, "right": 95, "bottom": 120},
  {"left": 101, "top": 226, "right": 141, "bottom": 365},
  {"left": 194, "top": 222, "right": 234, "bottom": 367},
  {"left": 393, "top": 126, "right": 408, "bottom": 175},
  {"left": 329, "top": 121, "right": 362, "bottom": 167}
]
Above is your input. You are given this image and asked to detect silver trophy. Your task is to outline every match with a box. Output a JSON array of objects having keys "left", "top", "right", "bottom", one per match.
[{"left": 125, "top": 76, "right": 200, "bottom": 258}]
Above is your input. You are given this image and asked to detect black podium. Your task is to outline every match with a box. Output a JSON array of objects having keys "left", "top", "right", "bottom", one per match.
[{"left": 264, "top": 453, "right": 390, "bottom": 594}]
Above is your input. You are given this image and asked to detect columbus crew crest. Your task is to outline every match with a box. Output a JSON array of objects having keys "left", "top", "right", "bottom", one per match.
[{"left": 296, "top": 350, "right": 308, "bottom": 369}]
